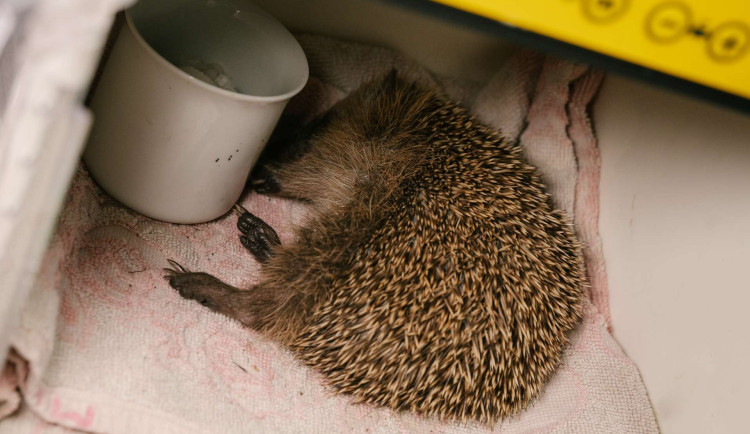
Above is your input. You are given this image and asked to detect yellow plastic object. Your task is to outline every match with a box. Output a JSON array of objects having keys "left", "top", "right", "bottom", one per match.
[{"left": 431, "top": 0, "right": 750, "bottom": 100}]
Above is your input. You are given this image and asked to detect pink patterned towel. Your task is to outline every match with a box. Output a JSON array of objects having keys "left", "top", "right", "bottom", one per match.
[{"left": 0, "top": 35, "right": 657, "bottom": 433}]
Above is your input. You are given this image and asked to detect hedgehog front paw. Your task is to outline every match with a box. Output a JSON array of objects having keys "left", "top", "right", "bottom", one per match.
[{"left": 233, "top": 205, "right": 280, "bottom": 263}]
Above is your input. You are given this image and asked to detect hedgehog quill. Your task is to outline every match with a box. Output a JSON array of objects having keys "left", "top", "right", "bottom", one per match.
[{"left": 164, "top": 71, "right": 585, "bottom": 425}]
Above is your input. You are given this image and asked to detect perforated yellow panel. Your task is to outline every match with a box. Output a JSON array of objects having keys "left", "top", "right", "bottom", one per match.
[{"left": 431, "top": 0, "right": 750, "bottom": 100}]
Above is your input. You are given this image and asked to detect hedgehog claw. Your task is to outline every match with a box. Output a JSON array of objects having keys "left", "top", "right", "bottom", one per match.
[
  {"left": 233, "top": 204, "right": 247, "bottom": 216},
  {"left": 166, "top": 259, "right": 189, "bottom": 273}
]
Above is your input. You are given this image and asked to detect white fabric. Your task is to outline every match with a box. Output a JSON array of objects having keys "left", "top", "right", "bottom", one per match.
[{"left": 0, "top": 0, "right": 135, "bottom": 363}]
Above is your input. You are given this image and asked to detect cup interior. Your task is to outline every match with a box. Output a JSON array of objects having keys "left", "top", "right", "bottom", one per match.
[{"left": 128, "top": 0, "right": 308, "bottom": 98}]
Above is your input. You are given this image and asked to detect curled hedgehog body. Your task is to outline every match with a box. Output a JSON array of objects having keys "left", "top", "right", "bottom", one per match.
[{"left": 166, "top": 72, "right": 585, "bottom": 425}]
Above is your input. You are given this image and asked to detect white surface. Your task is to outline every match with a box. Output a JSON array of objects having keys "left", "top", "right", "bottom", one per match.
[
  {"left": 84, "top": 1, "right": 308, "bottom": 224},
  {"left": 596, "top": 75, "right": 750, "bottom": 433}
]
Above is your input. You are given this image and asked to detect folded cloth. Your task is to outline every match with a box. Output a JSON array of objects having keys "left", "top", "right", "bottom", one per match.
[{"left": 0, "top": 35, "right": 657, "bottom": 433}]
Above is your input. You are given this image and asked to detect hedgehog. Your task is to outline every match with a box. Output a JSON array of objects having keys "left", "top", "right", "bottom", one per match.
[{"left": 164, "top": 71, "right": 585, "bottom": 425}]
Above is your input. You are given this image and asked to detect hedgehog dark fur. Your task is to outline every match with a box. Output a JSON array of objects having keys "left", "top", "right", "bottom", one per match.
[{"left": 166, "top": 72, "right": 585, "bottom": 425}]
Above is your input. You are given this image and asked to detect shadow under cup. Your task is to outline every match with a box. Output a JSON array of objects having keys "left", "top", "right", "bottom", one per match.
[{"left": 84, "top": 0, "right": 309, "bottom": 224}]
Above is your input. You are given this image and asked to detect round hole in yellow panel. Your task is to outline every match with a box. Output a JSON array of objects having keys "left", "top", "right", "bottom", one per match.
[
  {"left": 645, "top": 2, "right": 693, "bottom": 44},
  {"left": 707, "top": 21, "right": 749, "bottom": 63}
]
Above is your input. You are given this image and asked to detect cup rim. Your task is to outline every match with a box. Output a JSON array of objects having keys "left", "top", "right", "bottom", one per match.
[{"left": 124, "top": 10, "right": 309, "bottom": 103}]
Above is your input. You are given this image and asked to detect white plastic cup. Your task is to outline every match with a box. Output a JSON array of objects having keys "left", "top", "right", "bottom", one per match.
[{"left": 83, "top": 0, "right": 308, "bottom": 223}]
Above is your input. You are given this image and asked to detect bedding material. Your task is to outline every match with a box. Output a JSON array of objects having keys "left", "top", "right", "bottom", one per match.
[{"left": 0, "top": 35, "right": 657, "bottom": 433}]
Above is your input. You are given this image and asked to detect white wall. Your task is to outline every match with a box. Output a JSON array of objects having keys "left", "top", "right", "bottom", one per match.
[{"left": 595, "top": 76, "right": 750, "bottom": 433}]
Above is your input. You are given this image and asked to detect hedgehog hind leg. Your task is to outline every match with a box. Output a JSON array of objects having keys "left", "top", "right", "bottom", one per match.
[
  {"left": 234, "top": 205, "right": 280, "bottom": 262},
  {"left": 165, "top": 262, "right": 281, "bottom": 329}
]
